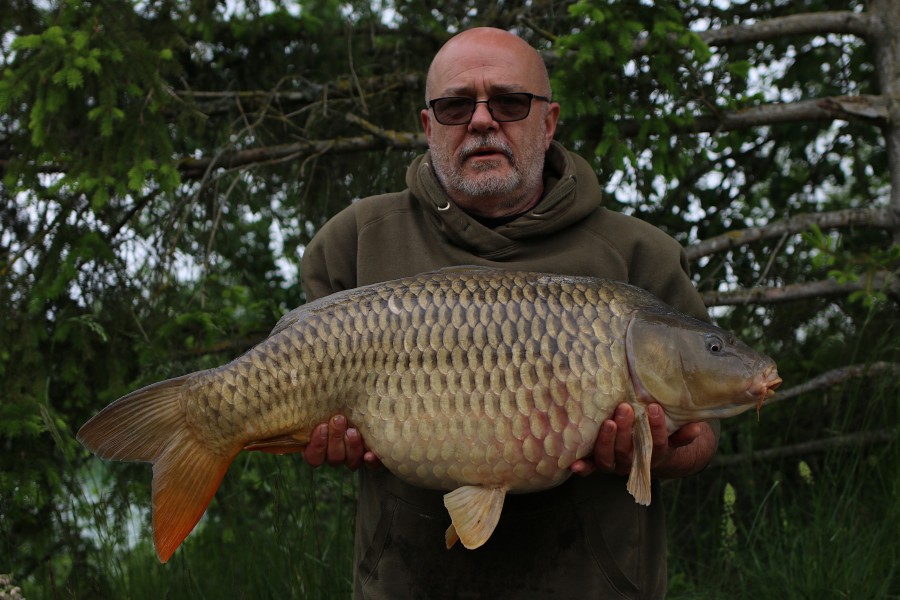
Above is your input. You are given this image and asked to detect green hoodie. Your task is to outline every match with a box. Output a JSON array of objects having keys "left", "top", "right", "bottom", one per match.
[{"left": 301, "top": 141, "right": 708, "bottom": 599}]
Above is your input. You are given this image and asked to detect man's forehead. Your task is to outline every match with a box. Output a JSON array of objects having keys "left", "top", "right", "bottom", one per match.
[
  {"left": 429, "top": 46, "right": 541, "bottom": 96},
  {"left": 437, "top": 74, "right": 528, "bottom": 97}
]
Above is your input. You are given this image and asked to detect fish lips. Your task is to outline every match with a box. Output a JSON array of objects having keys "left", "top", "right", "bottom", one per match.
[{"left": 749, "top": 364, "right": 782, "bottom": 412}]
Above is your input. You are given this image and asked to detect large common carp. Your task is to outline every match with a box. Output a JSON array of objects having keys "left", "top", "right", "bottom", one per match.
[{"left": 78, "top": 268, "right": 781, "bottom": 562}]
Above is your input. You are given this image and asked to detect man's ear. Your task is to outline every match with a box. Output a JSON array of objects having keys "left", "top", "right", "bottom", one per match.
[
  {"left": 544, "top": 102, "right": 561, "bottom": 147},
  {"left": 421, "top": 108, "right": 433, "bottom": 144}
]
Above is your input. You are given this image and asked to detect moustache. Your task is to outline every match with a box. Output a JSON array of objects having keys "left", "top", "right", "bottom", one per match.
[{"left": 458, "top": 136, "right": 514, "bottom": 164}]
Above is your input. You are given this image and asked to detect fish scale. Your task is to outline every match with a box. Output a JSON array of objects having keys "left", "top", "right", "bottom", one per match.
[{"left": 77, "top": 268, "right": 781, "bottom": 561}]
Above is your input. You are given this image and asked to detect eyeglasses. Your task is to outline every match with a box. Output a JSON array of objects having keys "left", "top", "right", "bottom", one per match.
[{"left": 427, "top": 92, "right": 551, "bottom": 125}]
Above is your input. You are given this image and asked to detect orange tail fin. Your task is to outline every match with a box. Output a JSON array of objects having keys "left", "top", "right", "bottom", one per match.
[{"left": 77, "top": 375, "right": 235, "bottom": 563}]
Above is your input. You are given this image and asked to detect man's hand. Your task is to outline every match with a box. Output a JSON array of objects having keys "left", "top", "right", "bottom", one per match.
[
  {"left": 570, "top": 403, "right": 718, "bottom": 479},
  {"left": 302, "top": 414, "right": 382, "bottom": 470}
]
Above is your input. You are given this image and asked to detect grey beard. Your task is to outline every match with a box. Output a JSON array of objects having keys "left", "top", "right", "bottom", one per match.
[
  {"left": 433, "top": 134, "right": 532, "bottom": 201},
  {"left": 444, "top": 160, "right": 523, "bottom": 198}
]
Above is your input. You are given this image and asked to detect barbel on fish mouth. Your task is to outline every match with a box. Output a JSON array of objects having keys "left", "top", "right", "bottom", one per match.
[{"left": 77, "top": 267, "right": 782, "bottom": 562}]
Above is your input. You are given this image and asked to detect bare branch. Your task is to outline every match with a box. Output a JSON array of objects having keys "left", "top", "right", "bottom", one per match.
[
  {"left": 686, "top": 207, "right": 900, "bottom": 261},
  {"left": 772, "top": 362, "right": 900, "bottom": 404},
  {"left": 177, "top": 131, "right": 427, "bottom": 179},
  {"left": 174, "top": 73, "right": 423, "bottom": 116},
  {"left": 696, "top": 11, "right": 876, "bottom": 49},
  {"left": 614, "top": 95, "right": 887, "bottom": 138},
  {"left": 710, "top": 429, "right": 896, "bottom": 468},
  {"left": 701, "top": 271, "right": 900, "bottom": 306},
  {"left": 546, "top": 11, "right": 876, "bottom": 64}
]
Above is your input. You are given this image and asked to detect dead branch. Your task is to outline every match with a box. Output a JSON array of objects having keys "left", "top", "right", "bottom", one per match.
[
  {"left": 701, "top": 271, "right": 900, "bottom": 306},
  {"left": 710, "top": 429, "right": 896, "bottom": 468},
  {"left": 545, "top": 11, "right": 875, "bottom": 66},
  {"left": 177, "top": 131, "right": 427, "bottom": 179},
  {"left": 771, "top": 362, "right": 900, "bottom": 404},
  {"left": 613, "top": 95, "right": 887, "bottom": 138},
  {"left": 686, "top": 207, "right": 900, "bottom": 261},
  {"left": 695, "top": 11, "right": 875, "bottom": 49},
  {"left": 174, "top": 73, "right": 423, "bottom": 117}
]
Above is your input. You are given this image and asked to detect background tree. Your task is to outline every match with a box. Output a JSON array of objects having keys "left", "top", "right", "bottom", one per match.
[{"left": 1, "top": 0, "right": 897, "bottom": 597}]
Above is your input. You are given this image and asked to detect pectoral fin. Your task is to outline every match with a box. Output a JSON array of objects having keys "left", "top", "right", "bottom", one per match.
[
  {"left": 443, "top": 485, "right": 508, "bottom": 550},
  {"left": 626, "top": 403, "right": 653, "bottom": 506}
]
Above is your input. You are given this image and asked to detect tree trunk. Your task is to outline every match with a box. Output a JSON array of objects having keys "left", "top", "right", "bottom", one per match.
[{"left": 869, "top": 0, "right": 900, "bottom": 243}]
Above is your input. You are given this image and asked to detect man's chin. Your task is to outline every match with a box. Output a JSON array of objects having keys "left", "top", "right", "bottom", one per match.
[
  {"left": 465, "top": 155, "right": 521, "bottom": 181},
  {"left": 452, "top": 174, "right": 519, "bottom": 199}
]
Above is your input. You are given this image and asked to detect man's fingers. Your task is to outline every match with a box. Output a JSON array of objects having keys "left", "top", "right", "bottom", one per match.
[
  {"left": 669, "top": 422, "right": 703, "bottom": 448},
  {"left": 301, "top": 415, "right": 380, "bottom": 470},
  {"left": 303, "top": 423, "right": 329, "bottom": 467},
  {"left": 613, "top": 403, "right": 634, "bottom": 467},
  {"left": 344, "top": 427, "right": 365, "bottom": 470},
  {"left": 592, "top": 420, "right": 617, "bottom": 473},
  {"left": 647, "top": 404, "right": 670, "bottom": 464},
  {"left": 326, "top": 415, "right": 349, "bottom": 466},
  {"left": 363, "top": 450, "right": 383, "bottom": 470}
]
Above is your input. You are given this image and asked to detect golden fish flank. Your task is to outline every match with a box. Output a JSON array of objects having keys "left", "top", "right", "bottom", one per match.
[{"left": 77, "top": 268, "right": 782, "bottom": 562}]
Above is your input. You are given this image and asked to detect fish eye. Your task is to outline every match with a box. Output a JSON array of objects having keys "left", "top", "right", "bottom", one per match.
[{"left": 705, "top": 334, "right": 725, "bottom": 354}]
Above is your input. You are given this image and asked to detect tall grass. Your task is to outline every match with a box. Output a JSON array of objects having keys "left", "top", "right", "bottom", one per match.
[
  {"left": 23, "top": 455, "right": 357, "bottom": 600},
  {"left": 667, "top": 374, "right": 900, "bottom": 599}
]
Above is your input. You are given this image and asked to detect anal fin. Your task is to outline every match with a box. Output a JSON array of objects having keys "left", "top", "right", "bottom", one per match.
[{"left": 443, "top": 485, "right": 508, "bottom": 550}]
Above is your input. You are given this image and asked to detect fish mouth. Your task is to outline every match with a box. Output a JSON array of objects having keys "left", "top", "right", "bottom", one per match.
[{"left": 749, "top": 364, "right": 782, "bottom": 415}]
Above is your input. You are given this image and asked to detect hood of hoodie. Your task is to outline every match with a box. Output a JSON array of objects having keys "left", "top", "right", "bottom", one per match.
[{"left": 407, "top": 141, "right": 602, "bottom": 255}]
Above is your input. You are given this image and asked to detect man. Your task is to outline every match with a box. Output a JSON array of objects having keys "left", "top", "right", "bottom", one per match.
[{"left": 300, "top": 27, "right": 718, "bottom": 599}]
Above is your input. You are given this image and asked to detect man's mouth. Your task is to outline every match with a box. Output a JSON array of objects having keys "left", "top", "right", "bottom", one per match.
[
  {"left": 464, "top": 147, "right": 506, "bottom": 160},
  {"left": 460, "top": 147, "right": 512, "bottom": 168},
  {"left": 459, "top": 137, "right": 514, "bottom": 165}
]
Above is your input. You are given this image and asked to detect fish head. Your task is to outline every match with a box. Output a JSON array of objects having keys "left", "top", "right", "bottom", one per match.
[{"left": 625, "top": 310, "right": 782, "bottom": 429}]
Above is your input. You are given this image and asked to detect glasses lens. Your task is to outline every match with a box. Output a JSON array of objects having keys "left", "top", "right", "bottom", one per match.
[
  {"left": 433, "top": 97, "right": 475, "bottom": 125},
  {"left": 488, "top": 93, "right": 532, "bottom": 121},
  {"left": 430, "top": 93, "right": 537, "bottom": 125}
]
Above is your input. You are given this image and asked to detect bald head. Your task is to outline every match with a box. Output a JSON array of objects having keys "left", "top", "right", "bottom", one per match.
[
  {"left": 419, "top": 27, "right": 560, "bottom": 219},
  {"left": 425, "top": 28, "right": 552, "bottom": 102}
]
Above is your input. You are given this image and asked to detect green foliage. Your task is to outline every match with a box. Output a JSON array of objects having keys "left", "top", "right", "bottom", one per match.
[
  {"left": 0, "top": 0, "right": 184, "bottom": 204},
  {"left": 554, "top": 0, "right": 714, "bottom": 185},
  {"left": 805, "top": 224, "right": 900, "bottom": 308}
]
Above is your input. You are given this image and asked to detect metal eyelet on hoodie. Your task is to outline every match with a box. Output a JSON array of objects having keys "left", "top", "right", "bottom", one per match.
[{"left": 437, "top": 201, "right": 451, "bottom": 211}]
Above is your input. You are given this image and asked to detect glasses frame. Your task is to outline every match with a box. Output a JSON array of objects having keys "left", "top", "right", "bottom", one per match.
[{"left": 426, "top": 92, "right": 551, "bottom": 126}]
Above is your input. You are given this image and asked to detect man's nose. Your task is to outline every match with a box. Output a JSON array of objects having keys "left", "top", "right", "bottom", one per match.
[{"left": 468, "top": 100, "right": 498, "bottom": 132}]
